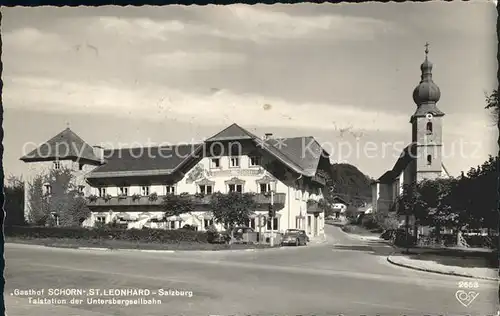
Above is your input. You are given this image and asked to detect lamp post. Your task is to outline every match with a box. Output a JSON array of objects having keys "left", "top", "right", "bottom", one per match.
[
  {"left": 269, "top": 182, "right": 277, "bottom": 247},
  {"left": 270, "top": 189, "right": 275, "bottom": 247}
]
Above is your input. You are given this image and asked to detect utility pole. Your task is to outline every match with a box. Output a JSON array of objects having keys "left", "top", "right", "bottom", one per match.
[
  {"left": 270, "top": 190, "right": 274, "bottom": 247},
  {"left": 258, "top": 214, "right": 262, "bottom": 244}
]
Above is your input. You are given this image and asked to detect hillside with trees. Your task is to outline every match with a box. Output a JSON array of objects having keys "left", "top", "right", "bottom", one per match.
[{"left": 327, "top": 163, "right": 373, "bottom": 206}]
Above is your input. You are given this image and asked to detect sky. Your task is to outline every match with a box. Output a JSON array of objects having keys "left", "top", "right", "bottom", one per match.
[{"left": 2, "top": 2, "right": 498, "bottom": 180}]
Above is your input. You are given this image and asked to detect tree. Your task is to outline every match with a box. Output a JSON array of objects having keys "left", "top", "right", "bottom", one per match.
[
  {"left": 4, "top": 175, "right": 26, "bottom": 226},
  {"left": 162, "top": 192, "right": 196, "bottom": 218},
  {"left": 465, "top": 156, "right": 498, "bottom": 233},
  {"left": 27, "top": 166, "right": 90, "bottom": 227},
  {"left": 485, "top": 90, "right": 499, "bottom": 157},
  {"left": 209, "top": 192, "right": 257, "bottom": 236}
]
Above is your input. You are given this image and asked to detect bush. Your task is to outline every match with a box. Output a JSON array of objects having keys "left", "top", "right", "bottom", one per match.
[
  {"left": 360, "top": 214, "right": 379, "bottom": 230},
  {"left": 393, "top": 229, "right": 417, "bottom": 247},
  {"left": 5, "top": 226, "right": 209, "bottom": 243}
]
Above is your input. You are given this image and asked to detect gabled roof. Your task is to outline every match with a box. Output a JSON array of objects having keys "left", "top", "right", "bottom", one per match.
[
  {"left": 266, "top": 136, "right": 327, "bottom": 176},
  {"left": 87, "top": 144, "right": 203, "bottom": 178},
  {"left": 377, "top": 143, "right": 450, "bottom": 183},
  {"left": 86, "top": 123, "right": 331, "bottom": 180},
  {"left": 213, "top": 123, "right": 321, "bottom": 177},
  {"left": 20, "top": 127, "right": 102, "bottom": 164},
  {"left": 206, "top": 123, "right": 254, "bottom": 142},
  {"left": 330, "top": 195, "right": 349, "bottom": 205},
  {"left": 377, "top": 143, "right": 416, "bottom": 184}
]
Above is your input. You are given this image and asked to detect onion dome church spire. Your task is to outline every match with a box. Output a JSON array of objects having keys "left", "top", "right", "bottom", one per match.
[{"left": 411, "top": 42, "right": 445, "bottom": 120}]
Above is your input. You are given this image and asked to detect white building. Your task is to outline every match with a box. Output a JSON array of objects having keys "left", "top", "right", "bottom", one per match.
[{"left": 21, "top": 123, "right": 332, "bottom": 240}]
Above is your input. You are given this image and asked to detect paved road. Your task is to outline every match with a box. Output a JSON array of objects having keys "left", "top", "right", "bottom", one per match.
[{"left": 5, "top": 225, "right": 498, "bottom": 315}]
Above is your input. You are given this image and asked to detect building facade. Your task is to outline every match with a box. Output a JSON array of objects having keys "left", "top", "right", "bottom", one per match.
[
  {"left": 21, "top": 123, "right": 331, "bottom": 240},
  {"left": 20, "top": 127, "right": 104, "bottom": 222},
  {"left": 372, "top": 46, "right": 450, "bottom": 216}
]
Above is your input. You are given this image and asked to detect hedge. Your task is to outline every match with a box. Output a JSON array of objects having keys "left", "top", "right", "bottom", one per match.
[{"left": 4, "top": 226, "right": 209, "bottom": 244}]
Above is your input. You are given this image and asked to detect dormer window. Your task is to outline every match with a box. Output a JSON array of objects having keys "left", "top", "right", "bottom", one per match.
[
  {"left": 53, "top": 161, "right": 60, "bottom": 169},
  {"left": 426, "top": 122, "right": 433, "bottom": 135}
]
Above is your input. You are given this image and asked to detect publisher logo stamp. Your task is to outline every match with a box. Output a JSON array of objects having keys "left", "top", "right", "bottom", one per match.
[
  {"left": 456, "top": 281, "right": 480, "bottom": 307},
  {"left": 455, "top": 290, "right": 479, "bottom": 307}
]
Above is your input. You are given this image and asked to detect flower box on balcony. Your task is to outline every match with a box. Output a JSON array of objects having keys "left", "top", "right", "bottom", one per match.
[
  {"left": 131, "top": 194, "right": 141, "bottom": 201},
  {"left": 88, "top": 194, "right": 98, "bottom": 203},
  {"left": 148, "top": 192, "right": 158, "bottom": 202},
  {"left": 103, "top": 194, "right": 112, "bottom": 202},
  {"left": 118, "top": 195, "right": 128, "bottom": 200}
]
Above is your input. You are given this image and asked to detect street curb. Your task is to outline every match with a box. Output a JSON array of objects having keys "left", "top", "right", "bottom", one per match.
[
  {"left": 386, "top": 253, "right": 499, "bottom": 281},
  {"left": 7, "top": 242, "right": 322, "bottom": 254}
]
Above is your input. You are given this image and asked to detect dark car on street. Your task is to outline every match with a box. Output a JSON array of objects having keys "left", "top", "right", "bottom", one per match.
[{"left": 281, "top": 229, "right": 309, "bottom": 246}]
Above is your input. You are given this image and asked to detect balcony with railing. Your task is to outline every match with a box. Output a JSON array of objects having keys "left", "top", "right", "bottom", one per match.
[{"left": 87, "top": 192, "right": 287, "bottom": 207}]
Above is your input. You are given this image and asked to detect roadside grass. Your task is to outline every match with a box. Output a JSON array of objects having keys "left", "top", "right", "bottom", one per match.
[
  {"left": 396, "top": 246, "right": 498, "bottom": 269},
  {"left": 341, "top": 224, "right": 382, "bottom": 237},
  {"left": 5, "top": 236, "right": 277, "bottom": 251}
]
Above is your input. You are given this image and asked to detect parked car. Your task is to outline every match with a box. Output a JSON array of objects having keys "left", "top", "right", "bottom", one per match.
[
  {"left": 207, "top": 231, "right": 230, "bottom": 244},
  {"left": 281, "top": 229, "right": 308, "bottom": 246},
  {"left": 231, "top": 226, "right": 255, "bottom": 244}
]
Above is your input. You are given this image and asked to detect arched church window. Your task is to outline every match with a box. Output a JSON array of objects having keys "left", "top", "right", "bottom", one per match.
[
  {"left": 427, "top": 155, "right": 432, "bottom": 165},
  {"left": 426, "top": 122, "right": 433, "bottom": 135}
]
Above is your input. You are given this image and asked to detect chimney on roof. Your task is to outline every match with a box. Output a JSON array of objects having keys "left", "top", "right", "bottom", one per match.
[{"left": 264, "top": 133, "right": 273, "bottom": 140}]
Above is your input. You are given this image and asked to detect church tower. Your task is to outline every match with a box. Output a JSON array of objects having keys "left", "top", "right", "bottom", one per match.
[{"left": 410, "top": 43, "right": 445, "bottom": 182}]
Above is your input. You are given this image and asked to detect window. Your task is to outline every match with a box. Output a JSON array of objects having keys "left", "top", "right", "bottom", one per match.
[
  {"left": 204, "top": 219, "right": 214, "bottom": 229},
  {"left": 98, "top": 187, "right": 107, "bottom": 197},
  {"left": 266, "top": 217, "right": 279, "bottom": 231},
  {"left": 199, "top": 185, "right": 213, "bottom": 195},
  {"left": 165, "top": 185, "right": 175, "bottom": 195},
  {"left": 427, "top": 155, "right": 432, "bottom": 165},
  {"left": 260, "top": 183, "right": 270, "bottom": 193},
  {"left": 141, "top": 186, "right": 150, "bottom": 196},
  {"left": 247, "top": 218, "right": 256, "bottom": 230},
  {"left": 96, "top": 216, "right": 106, "bottom": 223},
  {"left": 249, "top": 156, "right": 261, "bottom": 167},
  {"left": 229, "top": 157, "right": 240, "bottom": 168},
  {"left": 53, "top": 161, "right": 60, "bottom": 169},
  {"left": 228, "top": 184, "right": 243, "bottom": 193},
  {"left": 119, "top": 187, "right": 129, "bottom": 196},
  {"left": 78, "top": 163, "right": 84, "bottom": 170},
  {"left": 78, "top": 185, "right": 85, "bottom": 193},
  {"left": 44, "top": 184, "right": 52, "bottom": 195},
  {"left": 210, "top": 158, "right": 220, "bottom": 168},
  {"left": 426, "top": 122, "right": 433, "bottom": 135},
  {"left": 169, "top": 221, "right": 176, "bottom": 230}
]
